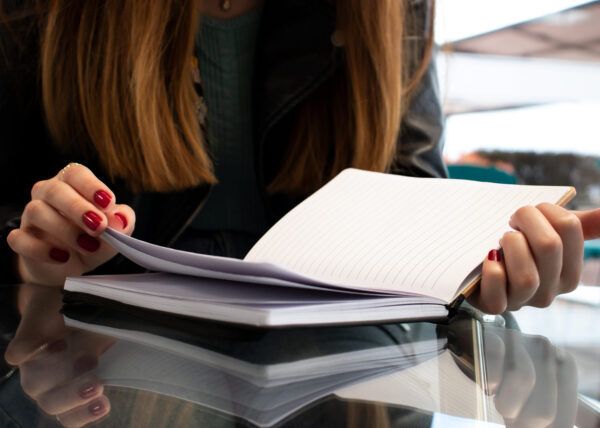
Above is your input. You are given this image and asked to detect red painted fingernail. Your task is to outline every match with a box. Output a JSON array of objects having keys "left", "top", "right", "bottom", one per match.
[
  {"left": 114, "top": 212, "right": 128, "bottom": 229},
  {"left": 93, "top": 190, "right": 112, "bottom": 208},
  {"left": 49, "top": 248, "right": 70, "bottom": 263},
  {"left": 47, "top": 339, "right": 67, "bottom": 353},
  {"left": 82, "top": 211, "right": 102, "bottom": 231},
  {"left": 77, "top": 234, "right": 100, "bottom": 252},
  {"left": 79, "top": 382, "right": 98, "bottom": 399},
  {"left": 88, "top": 400, "right": 105, "bottom": 416},
  {"left": 488, "top": 249, "right": 502, "bottom": 262}
]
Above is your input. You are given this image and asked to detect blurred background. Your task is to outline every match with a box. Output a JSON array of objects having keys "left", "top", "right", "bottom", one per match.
[
  {"left": 435, "top": 0, "right": 600, "bottom": 406},
  {"left": 437, "top": 0, "right": 600, "bottom": 208}
]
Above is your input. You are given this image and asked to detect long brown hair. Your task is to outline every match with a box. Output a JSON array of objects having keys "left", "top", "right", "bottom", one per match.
[
  {"left": 269, "top": 0, "right": 433, "bottom": 194},
  {"left": 41, "top": 0, "right": 215, "bottom": 192},
  {"left": 3, "top": 0, "right": 433, "bottom": 194}
]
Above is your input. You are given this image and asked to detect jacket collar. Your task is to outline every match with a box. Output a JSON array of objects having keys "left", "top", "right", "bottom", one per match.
[{"left": 254, "top": 0, "right": 337, "bottom": 139}]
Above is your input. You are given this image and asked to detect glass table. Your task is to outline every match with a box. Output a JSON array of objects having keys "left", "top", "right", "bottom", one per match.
[{"left": 0, "top": 283, "right": 598, "bottom": 427}]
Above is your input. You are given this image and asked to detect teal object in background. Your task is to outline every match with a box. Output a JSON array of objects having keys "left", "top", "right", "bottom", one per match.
[
  {"left": 585, "top": 156, "right": 600, "bottom": 259},
  {"left": 584, "top": 239, "right": 600, "bottom": 260},
  {"left": 447, "top": 165, "right": 518, "bottom": 184}
]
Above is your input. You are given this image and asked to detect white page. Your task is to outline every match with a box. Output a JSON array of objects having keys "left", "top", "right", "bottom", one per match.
[
  {"left": 245, "top": 169, "right": 572, "bottom": 302},
  {"left": 101, "top": 229, "right": 320, "bottom": 289},
  {"left": 101, "top": 228, "right": 387, "bottom": 296},
  {"left": 94, "top": 340, "right": 423, "bottom": 427},
  {"left": 65, "top": 274, "right": 448, "bottom": 327},
  {"left": 68, "top": 273, "right": 371, "bottom": 305},
  {"left": 65, "top": 316, "right": 445, "bottom": 386}
]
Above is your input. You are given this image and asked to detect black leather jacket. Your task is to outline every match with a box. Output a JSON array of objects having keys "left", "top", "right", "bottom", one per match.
[{"left": 0, "top": 0, "right": 446, "bottom": 332}]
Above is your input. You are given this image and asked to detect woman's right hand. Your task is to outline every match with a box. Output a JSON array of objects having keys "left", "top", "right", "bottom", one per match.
[
  {"left": 447, "top": 319, "right": 578, "bottom": 428},
  {"left": 6, "top": 163, "right": 135, "bottom": 286}
]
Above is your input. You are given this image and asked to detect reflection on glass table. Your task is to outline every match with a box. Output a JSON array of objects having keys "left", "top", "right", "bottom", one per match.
[
  {"left": 0, "top": 283, "right": 598, "bottom": 427},
  {"left": 510, "top": 282, "right": 600, "bottom": 425}
]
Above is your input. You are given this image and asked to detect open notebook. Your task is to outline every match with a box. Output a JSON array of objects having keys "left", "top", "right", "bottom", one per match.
[{"left": 64, "top": 169, "right": 574, "bottom": 326}]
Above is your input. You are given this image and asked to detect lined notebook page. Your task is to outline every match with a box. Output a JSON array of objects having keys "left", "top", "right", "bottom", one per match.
[{"left": 245, "top": 169, "right": 573, "bottom": 303}]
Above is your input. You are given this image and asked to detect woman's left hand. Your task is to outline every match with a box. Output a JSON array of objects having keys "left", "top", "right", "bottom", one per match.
[
  {"left": 470, "top": 204, "right": 600, "bottom": 314},
  {"left": 4, "top": 284, "right": 115, "bottom": 427}
]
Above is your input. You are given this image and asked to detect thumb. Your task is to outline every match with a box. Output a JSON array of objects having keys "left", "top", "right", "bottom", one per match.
[
  {"left": 573, "top": 208, "right": 600, "bottom": 240},
  {"left": 4, "top": 286, "right": 66, "bottom": 366}
]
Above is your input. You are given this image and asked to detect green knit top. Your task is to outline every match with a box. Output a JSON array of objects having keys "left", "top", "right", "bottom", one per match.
[{"left": 190, "top": 9, "right": 267, "bottom": 237}]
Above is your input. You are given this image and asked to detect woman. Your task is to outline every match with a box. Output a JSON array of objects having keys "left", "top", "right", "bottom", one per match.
[
  {"left": 2, "top": 0, "right": 599, "bottom": 325},
  {"left": 0, "top": 0, "right": 599, "bottom": 423},
  {"left": 3, "top": 0, "right": 600, "bottom": 330},
  {"left": 2, "top": 1, "right": 445, "bottom": 304}
]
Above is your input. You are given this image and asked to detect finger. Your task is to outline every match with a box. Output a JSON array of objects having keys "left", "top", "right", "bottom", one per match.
[
  {"left": 17, "top": 330, "right": 111, "bottom": 400},
  {"left": 573, "top": 208, "right": 600, "bottom": 240},
  {"left": 513, "top": 336, "right": 558, "bottom": 427},
  {"left": 20, "top": 353, "right": 98, "bottom": 398},
  {"left": 56, "top": 396, "right": 110, "bottom": 428},
  {"left": 500, "top": 232, "right": 540, "bottom": 311},
  {"left": 509, "top": 206, "right": 562, "bottom": 305},
  {"left": 5, "top": 320, "right": 67, "bottom": 367},
  {"left": 6, "top": 228, "right": 71, "bottom": 265},
  {"left": 537, "top": 203, "right": 583, "bottom": 294},
  {"left": 31, "top": 179, "right": 108, "bottom": 235},
  {"left": 471, "top": 249, "right": 508, "bottom": 314},
  {"left": 549, "top": 348, "right": 578, "bottom": 428},
  {"left": 493, "top": 329, "right": 536, "bottom": 421},
  {"left": 106, "top": 204, "right": 136, "bottom": 235},
  {"left": 36, "top": 374, "right": 103, "bottom": 416},
  {"left": 4, "top": 285, "right": 66, "bottom": 365},
  {"left": 55, "top": 163, "right": 115, "bottom": 210},
  {"left": 20, "top": 200, "right": 104, "bottom": 257}
]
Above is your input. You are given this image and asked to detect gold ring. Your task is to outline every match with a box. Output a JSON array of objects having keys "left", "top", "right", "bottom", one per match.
[
  {"left": 36, "top": 342, "right": 49, "bottom": 354},
  {"left": 60, "top": 162, "right": 81, "bottom": 178}
]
